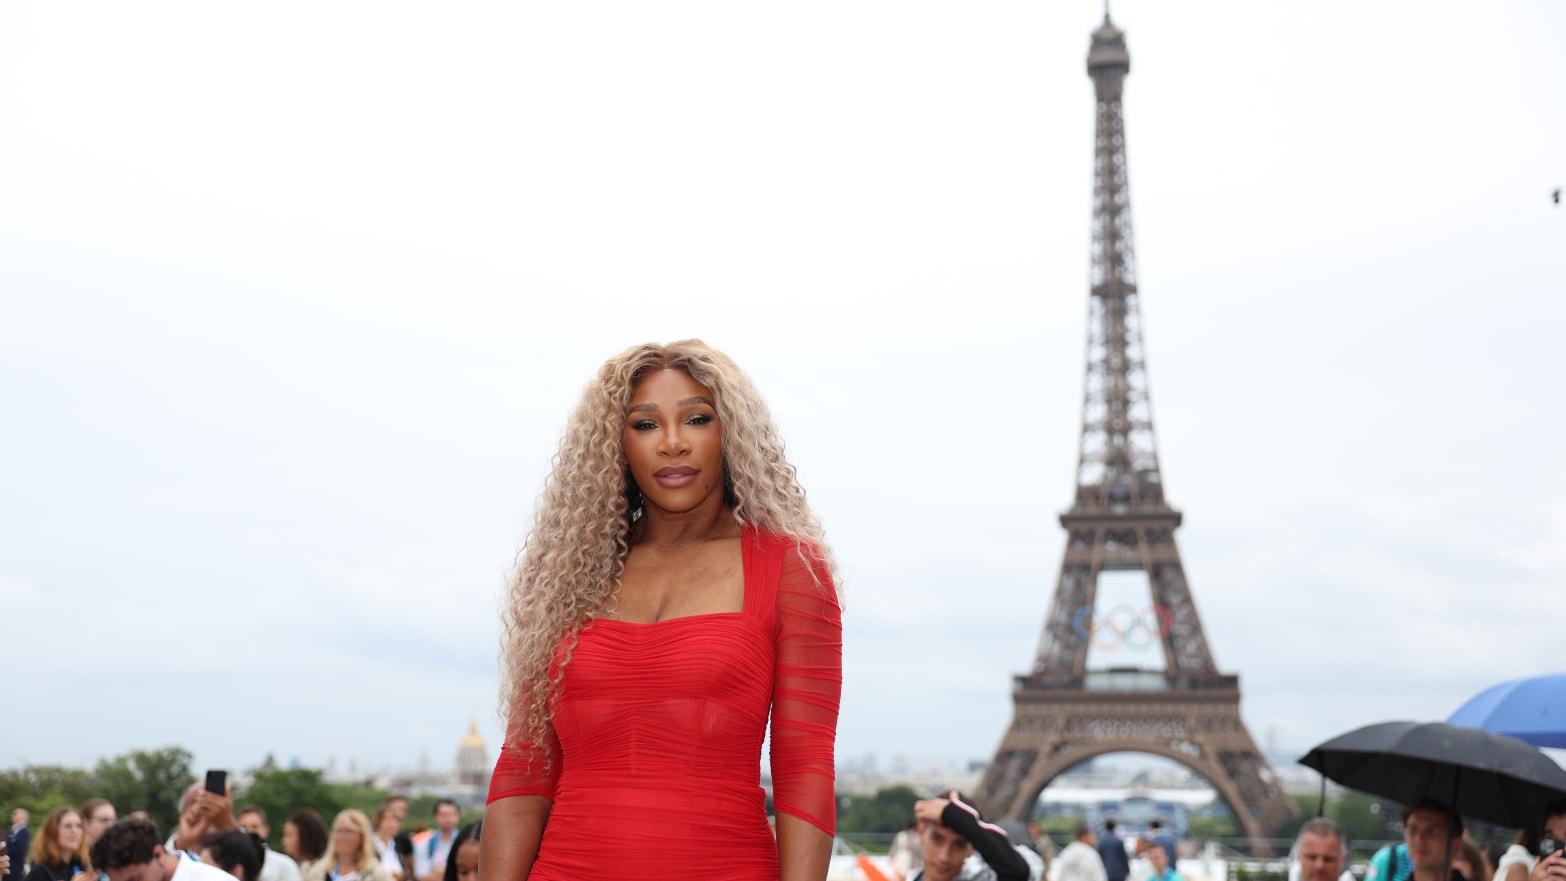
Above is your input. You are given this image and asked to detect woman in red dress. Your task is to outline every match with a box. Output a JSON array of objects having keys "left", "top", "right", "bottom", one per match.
[{"left": 481, "top": 340, "right": 843, "bottom": 881}]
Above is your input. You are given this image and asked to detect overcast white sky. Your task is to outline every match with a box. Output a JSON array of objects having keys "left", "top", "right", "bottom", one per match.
[{"left": 2, "top": 1, "right": 1563, "bottom": 783}]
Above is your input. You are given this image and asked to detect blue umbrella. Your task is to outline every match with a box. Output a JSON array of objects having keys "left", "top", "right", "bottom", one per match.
[{"left": 1449, "top": 674, "right": 1566, "bottom": 749}]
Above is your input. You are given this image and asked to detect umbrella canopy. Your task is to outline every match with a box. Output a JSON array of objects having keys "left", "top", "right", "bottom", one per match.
[
  {"left": 1299, "top": 720, "right": 1566, "bottom": 829},
  {"left": 1449, "top": 675, "right": 1566, "bottom": 749}
]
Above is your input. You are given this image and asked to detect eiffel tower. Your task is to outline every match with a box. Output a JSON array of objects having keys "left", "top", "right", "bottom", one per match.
[{"left": 975, "top": 12, "right": 1294, "bottom": 851}]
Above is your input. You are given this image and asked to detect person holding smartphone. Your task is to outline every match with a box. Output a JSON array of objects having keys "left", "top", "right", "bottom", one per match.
[
  {"left": 169, "top": 775, "right": 235, "bottom": 855},
  {"left": 1529, "top": 805, "right": 1566, "bottom": 881}
]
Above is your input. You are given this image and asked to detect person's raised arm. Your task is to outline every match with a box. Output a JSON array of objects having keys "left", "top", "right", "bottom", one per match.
[
  {"left": 915, "top": 796, "right": 1030, "bottom": 881},
  {"left": 770, "top": 542, "right": 843, "bottom": 881}
]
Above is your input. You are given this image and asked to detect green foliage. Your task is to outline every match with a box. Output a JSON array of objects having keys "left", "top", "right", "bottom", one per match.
[
  {"left": 1272, "top": 790, "right": 1400, "bottom": 852},
  {"left": 334, "top": 783, "right": 395, "bottom": 818},
  {"left": 91, "top": 747, "right": 196, "bottom": 835},
  {"left": 1326, "top": 791, "right": 1399, "bottom": 844},
  {"left": 0, "top": 766, "right": 97, "bottom": 818},
  {"left": 237, "top": 770, "right": 348, "bottom": 848},
  {"left": 1271, "top": 791, "right": 1396, "bottom": 838},
  {"left": 836, "top": 786, "right": 923, "bottom": 835},
  {"left": 1035, "top": 812, "right": 1085, "bottom": 838},
  {"left": 1188, "top": 813, "right": 1239, "bottom": 839},
  {"left": 399, "top": 796, "right": 448, "bottom": 828},
  {"left": 1271, "top": 795, "right": 1319, "bottom": 841}
]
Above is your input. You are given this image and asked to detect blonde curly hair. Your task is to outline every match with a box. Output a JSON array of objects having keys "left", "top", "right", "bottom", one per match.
[{"left": 498, "top": 339, "right": 838, "bottom": 767}]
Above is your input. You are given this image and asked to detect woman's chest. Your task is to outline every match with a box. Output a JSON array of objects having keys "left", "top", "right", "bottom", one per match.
[{"left": 551, "top": 617, "right": 777, "bottom": 738}]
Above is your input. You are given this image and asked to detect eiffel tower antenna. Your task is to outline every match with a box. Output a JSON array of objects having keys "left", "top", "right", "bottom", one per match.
[{"left": 975, "top": 12, "right": 1294, "bottom": 851}]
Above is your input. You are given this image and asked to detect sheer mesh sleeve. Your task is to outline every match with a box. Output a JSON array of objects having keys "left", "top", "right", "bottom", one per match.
[
  {"left": 486, "top": 727, "right": 561, "bottom": 803},
  {"left": 769, "top": 543, "right": 843, "bottom": 835}
]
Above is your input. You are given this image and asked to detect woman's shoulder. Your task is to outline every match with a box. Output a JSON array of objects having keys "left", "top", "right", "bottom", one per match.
[
  {"left": 744, "top": 524, "right": 838, "bottom": 605},
  {"left": 745, "top": 523, "right": 824, "bottom": 557}
]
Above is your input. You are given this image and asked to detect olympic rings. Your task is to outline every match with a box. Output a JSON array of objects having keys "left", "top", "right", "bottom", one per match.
[{"left": 1072, "top": 603, "right": 1172, "bottom": 651}]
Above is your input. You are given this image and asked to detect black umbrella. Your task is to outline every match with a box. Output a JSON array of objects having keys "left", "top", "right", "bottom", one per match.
[{"left": 1299, "top": 720, "right": 1566, "bottom": 829}]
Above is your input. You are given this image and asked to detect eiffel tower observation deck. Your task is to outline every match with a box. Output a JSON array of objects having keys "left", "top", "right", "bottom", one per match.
[{"left": 975, "top": 12, "right": 1294, "bottom": 851}]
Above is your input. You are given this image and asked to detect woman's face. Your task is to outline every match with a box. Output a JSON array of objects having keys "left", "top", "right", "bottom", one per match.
[
  {"left": 623, "top": 369, "right": 726, "bottom": 516},
  {"left": 332, "top": 822, "right": 363, "bottom": 859},
  {"left": 282, "top": 821, "right": 300, "bottom": 858},
  {"left": 377, "top": 813, "right": 398, "bottom": 839},
  {"left": 85, "top": 806, "right": 116, "bottom": 844},
  {"left": 56, "top": 811, "right": 84, "bottom": 852},
  {"left": 454, "top": 840, "right": 480, "bottom": 881}
]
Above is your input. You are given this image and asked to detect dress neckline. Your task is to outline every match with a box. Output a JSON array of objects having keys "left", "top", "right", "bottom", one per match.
[
  {"left": 593, "top": 610, "right": 745, "bottom": 627},
  {"left": 596, "top": 526, "right": 763, "bottom": 626}
]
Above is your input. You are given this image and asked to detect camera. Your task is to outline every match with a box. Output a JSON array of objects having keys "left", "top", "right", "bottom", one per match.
[{"left": 1542, "top": 838, "right": 1564, "bottom": 860}]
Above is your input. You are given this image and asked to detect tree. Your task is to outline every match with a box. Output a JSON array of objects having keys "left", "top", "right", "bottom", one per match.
[
  {"left": 837, "top": 786, "right": 924, "bottom": 835},
  {"left": 92, "top": 746, "right": 196, "bottom": 835},
  {"left": 1036, "top": 812, "right": 1086, "bottom": 838},
  {"left": 0, "top": 766, "right": 96, "bottom": 816},
  {"left": 1273, "top": 791, "right": 1400, "bottom": 853},
  {"left": 1188, "top": 814, "right": 1239, "bottom": 839},
  {"left": 239, "top": 769, "right": 348, "bottom": 848},
  {"left": 1327, "top": 791, "right": 1400, "bottom": 847},
  {"left": 236, "top": 770, "right": 396, "bottom": 849}
]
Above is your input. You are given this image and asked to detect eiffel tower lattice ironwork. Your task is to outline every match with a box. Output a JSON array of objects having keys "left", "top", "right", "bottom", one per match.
[{"left": 975, "top": 13, "right": 1294, "bottom": 850}]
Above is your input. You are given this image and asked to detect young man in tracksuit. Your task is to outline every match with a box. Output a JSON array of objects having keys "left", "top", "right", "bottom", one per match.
[{"left": 911, "top": 793, "right": 1030, "bottom": 881}]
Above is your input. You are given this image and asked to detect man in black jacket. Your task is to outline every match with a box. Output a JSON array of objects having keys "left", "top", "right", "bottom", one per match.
[
  {"left": 911, "top": 793, "right": 1030, "bottom": 881},
  {"left": 6, "top": 810, "right": 29, "bottom": 881}
]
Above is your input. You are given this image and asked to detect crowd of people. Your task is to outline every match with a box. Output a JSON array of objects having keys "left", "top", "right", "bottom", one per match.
[
  {"left": 5, "top": 785, "right": 1566, "bottom": 881},
  {"left": 873, "top": 794, "right": 1566, "bottom": 881},
  {"left": 881, "top": 803, "right": 1204, "bottom": 881},
  {"left": 3, "top": 790, "right": 483, "bottom": 881},
  {"left": 1358, "top": 799, "right": 1566, "bottom": 881}
]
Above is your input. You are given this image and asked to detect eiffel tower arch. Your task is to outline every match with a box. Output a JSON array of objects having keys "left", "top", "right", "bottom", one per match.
[{"left": 975, "top": 13, "right": 1294, "bottom": 852}]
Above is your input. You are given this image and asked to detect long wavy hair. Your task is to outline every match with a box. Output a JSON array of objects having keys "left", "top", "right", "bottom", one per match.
[
  {"left": 31, "top": 806, "right": 90, "bottom": 870},
  {"left": 498, "top": 339, "right": 838, "bottom": 767}
]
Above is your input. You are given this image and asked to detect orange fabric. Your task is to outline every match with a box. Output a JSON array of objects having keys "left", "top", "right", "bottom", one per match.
[
  {"left": 487, "top": 527, "right": 842, "bottom": 880},
  {"left": 859, "top": 854, "right": 894, "bottom": 881}
]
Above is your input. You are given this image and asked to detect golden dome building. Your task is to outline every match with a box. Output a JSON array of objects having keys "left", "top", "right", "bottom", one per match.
[{"left": 455, "top": 717, "right": 490, "bottom": 788}]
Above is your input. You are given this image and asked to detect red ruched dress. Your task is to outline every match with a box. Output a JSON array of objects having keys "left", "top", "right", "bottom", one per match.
[{"left": 487, "top": 527, "right": 843, "bottom": 880}]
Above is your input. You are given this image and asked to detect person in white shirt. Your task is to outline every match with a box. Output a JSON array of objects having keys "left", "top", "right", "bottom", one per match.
[
  {"left": 91, "top": 818, "right": 238, "bottom": 881},
  {"left": 1057, "top": 826, "right": 1109, "bottom": 881},
  {"left": 368, "top": 808, "right": 402, "bottom": 881},
  {"left": 235, "top": 808, "right": 300, "bottom": 881},
  {"left": 1289, "top": 818, "right": 1354, "bottom": 881}
]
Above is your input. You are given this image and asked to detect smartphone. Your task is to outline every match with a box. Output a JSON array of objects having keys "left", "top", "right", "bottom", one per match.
[
  {"left": 205, "top": 769, "right": 228, "bottom": 795},
  {"left": 1541, "top": 839, "right": 1564, "bottom": 860}
]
